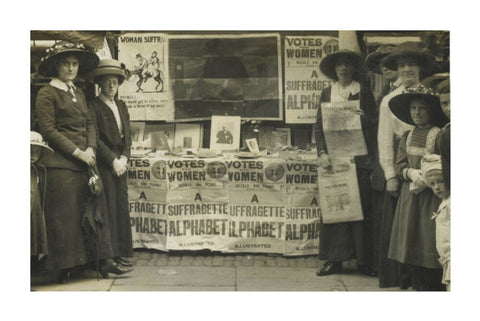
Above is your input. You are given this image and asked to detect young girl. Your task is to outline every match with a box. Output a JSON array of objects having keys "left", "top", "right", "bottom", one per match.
[
  {"left": 421, "top": 154, "right": 450, "bottom": 291},
  {"left": 387, "top": 85, "right": 449, "bottom": 291}
]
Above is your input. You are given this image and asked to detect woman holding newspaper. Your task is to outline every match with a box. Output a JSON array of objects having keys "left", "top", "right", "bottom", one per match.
[{"left": 314, "top": 50, "right": 378, "bottom": 276}]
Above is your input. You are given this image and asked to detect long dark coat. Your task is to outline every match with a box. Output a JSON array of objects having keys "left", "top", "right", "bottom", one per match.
[
  {"left": 314, "top": 84, "right": 377, "bottom": 266},
  {"left": 88, "top": 97, "right": 133, "bottom": 258}
]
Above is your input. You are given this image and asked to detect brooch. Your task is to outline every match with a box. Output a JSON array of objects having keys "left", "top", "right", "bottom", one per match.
[{"left": 72, "top": 97, "right": 77, "bottom": 102}]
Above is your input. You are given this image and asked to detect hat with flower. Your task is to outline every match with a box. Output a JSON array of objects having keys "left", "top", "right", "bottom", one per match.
[
  {"left": 388, "top": 84, "right": 449, "bottom": 127},
  {"left": 382, "top": 41, "right": 435, "bottom": 71},
  {"left": 89, "top": 58, "right": 127, "bottom": 85},
  {"left": 30, "top": 131, "right": 53, "bottom": 152},
  {"left": 38, "top": 41, "right": 99, "bottom": 77}
]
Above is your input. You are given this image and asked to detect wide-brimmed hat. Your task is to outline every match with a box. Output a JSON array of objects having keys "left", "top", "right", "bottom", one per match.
[
  {"left": 38, "top": 41, "right": 99, "bottom": 77},
  {"left": 319, "top": 50, "right": 363, "bottom": 81},
  {"left": 365, "top": 45, "right": 396, "bottom": 74},
  {"left": 31, "top": 131, "right": 53, "bottom": 152},
  {"left": 388, "top": 84, "right": 449, "bottom": 127},
  {"left": 421, "top": 72, "right": 449, "bottom": 91},
  {"left": 437, "top": 78, "right": 450, "bottom": 94},
  {"left": 382, "top": 41, "right": 435, "bottom": 71},
  {"left": 89, "top": 58, "right": 127, "bottom": 85}
]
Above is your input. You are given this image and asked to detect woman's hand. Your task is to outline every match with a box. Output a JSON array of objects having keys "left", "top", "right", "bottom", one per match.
[
  {"left": 112, "top": 158, "right": 127, "bottom": 176},
  {"left": 408, "top": 169, "right": 425, "bottom": 186},
  {"left": 352, "top": 109, "right": 364, "bottom": 117},
  {"left": 76, "top": 150, "right": 96, "bottom": 166},
  {"left": 85, "top": 147, "right": 96, "bottom": 160},
  {"left": 386, "top": 177, "right": 400, "bottom": 197},
  {"left": 319, "top": 152, "right": 332, "bottom": 169}
]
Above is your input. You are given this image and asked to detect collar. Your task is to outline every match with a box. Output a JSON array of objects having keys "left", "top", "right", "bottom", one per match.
[
  {"left": 432, "top": 196, "right": 450, "bottom": 219},
  {"left": 50, "top": 78, "right": 72, "bottom": 92},
  {"left": 336, "top": 80, "right": 360, "bottom": 95},
  {"left": 391, "top": 78, "right": 401, "bottom": 88},
  {"left": 99, "top": 93, "right": 116, "bottom": 105}
]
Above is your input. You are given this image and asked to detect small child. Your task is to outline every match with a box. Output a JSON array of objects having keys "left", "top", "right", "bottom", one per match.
[{"left": 421, "top": 154, "right": 450, "bottom": 291}]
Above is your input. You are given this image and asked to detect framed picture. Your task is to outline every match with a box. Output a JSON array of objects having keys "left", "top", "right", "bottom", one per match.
[
  {"left": 168, "top": 33, "right": 283, "bottom": 121},
  {"left": 209, "top": 115, "right": 241, "bottom": 152},
  {"left": 173, "top": 123, "right": 204, "bottom": 149},
  {"left": 143, "top": 123, "right": 175, "bottom": 151}
]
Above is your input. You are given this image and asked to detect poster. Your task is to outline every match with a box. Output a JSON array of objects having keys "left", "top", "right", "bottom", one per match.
[
  {"left": 165, "top": 188, "right": 230, "bottom": 251},
  {"left": 227, "top": 190, "right": 287, "bottom": 254},
  {"left": 165, "top": 157, "right": 228, "bottom": 190},
  {"left": 284, "top": 36, "right": 336, "bottom": 124},
  {"left": 168, "top": 34, "right": 283, "bottom": 121},
  {"left": 118, "top": 32, "right": 174, "bottom": 121},
  {"left": 129, "top": 200, "right": 168, "bottom": 251},
  {"left": 127, "top": 158, "right": 168, "bottom": 202},
  {"left": 321, "top": 100, "right": 368, "bottom": 156},
  {"left": 226, "top": 158, "right": 286, "bottom": 192},
  {"left": 317, "top": 157, "right": 363, "bottom": 224}
]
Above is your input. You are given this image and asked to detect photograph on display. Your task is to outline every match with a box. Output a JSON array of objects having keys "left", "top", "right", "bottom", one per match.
[
  {"left": 129, "top": 121, "right": 145, "bottom": 143},
  {"left": 168, "top": 34, "right": 283, "bottom": 121},
  {"left": 209, "top": 115, "right": 241, "bottom": 151},
  {"left": 143, "top": 123, "right": 175, "bottom": 151}
]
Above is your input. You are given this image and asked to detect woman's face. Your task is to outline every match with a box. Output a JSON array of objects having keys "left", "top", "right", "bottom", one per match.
[
  {"left": 31, "top": 145, "right": 42, "bottom": 163},
  {"left": 99, "top": 75, "right": 120, "bottom": 100},
  {"left": 410, "top": 98, "right": 431, "bottom": 128},
  {"left": 440, "top": 93, "right": 450, "bottom": 120},
  {"left": 397, "top": 57, "right": 420, "bottom": 87},
  {"left": 335, "top": 57, "right": 354, "bottom": 83},
  {"left": 56, "top": 55, "right": 80, "bottom": 82},
  {"left": 381, "top": 66, "right": 398, "bottom": 82}
]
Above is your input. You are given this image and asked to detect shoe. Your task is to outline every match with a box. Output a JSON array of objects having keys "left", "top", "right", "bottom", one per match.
[
  {"left": 316, "top": 261, "right": 342, "bottom": 276},
  {"left": 99, "top": 259, "right": 134, "bottom": 279},
  {"left": 357, "top": 265, "right": 378, "bottom": 277},
  {"left": 114, "top": 257, "right": 133, "bottom": 267}
]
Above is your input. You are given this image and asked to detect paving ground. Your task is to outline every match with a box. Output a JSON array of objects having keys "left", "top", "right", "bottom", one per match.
[{"left": 30, "top": 249, "right": 401, "bottom": 291}]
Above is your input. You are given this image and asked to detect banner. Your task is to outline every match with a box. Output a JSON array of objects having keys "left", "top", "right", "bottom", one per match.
[
  {"left": 284, "top": 36, "right": 335, "bottom": 124},
  {"left": 317, "top": 157, "right": 363, "bottom": 224},
  {"left": 321, "top": 100, "right": 368, "bottom": 156},
  {"left": 227, "top": 190, "right": 287, "bottom": 253},
  {"left": 129, "top": 200, "right": 168, "bottom": 251},
  {"left": 118, "top": 32, "right": 174, "bottom": 121}
]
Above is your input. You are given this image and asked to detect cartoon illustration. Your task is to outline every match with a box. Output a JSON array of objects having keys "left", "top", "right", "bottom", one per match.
[{"left": 125, "top": 52, "right": 165, "bottom": 93}]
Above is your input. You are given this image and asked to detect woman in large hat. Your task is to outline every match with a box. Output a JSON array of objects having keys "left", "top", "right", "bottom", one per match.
[
  {"left": 35, "top": 40, "right": 109, "bottom": 282},
  {"left": 387, "top": 84, "right": 447, "bottom": 291},
  {"left": 376, "top": 41, "right": 436, "bottom": 288},
  {"left": 314, "top": 50, "right": 378, "bottom": 277},
  {"left": 88, "top": 59, "right": 135, "bottom": 277}
]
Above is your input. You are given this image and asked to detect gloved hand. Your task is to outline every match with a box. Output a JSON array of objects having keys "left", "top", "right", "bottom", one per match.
[
  {"left": 319, "top": 152, "right": 332, "bottom": 169},
  {"left": 112, "top": 158, "right": 127, "bottom": 177},
  {"left": 408, "top": 169, "right": 425, "bottom": 186},
  {"left": 119, "top": 155, "right": 128, "bottom": 167},
  {"left": 76, "top": 150, "right": 96, "bottom": 166},
  {"left": 386, "top": 177, "right": 400, "bottom": 197}
]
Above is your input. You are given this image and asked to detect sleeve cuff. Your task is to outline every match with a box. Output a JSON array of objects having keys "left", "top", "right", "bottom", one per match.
[{"left": 72, "top": 148, "right": 80, "bottom": 157}]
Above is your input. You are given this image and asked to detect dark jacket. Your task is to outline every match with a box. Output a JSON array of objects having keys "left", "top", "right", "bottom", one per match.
[
  {"left": 36, "top": 84, "right": 96, "bottom": 170},
  {"left": 88, "top": 97, "right": 132, "bottom": 167}
]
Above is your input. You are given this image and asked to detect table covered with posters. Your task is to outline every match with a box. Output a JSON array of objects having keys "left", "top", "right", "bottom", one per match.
[{"left": 126, "top": 154, "right": 323, "bottom": 256}]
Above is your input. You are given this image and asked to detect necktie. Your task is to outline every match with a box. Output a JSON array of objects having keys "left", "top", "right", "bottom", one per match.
[{"left": 67, "top": 83, "right": 77, "bottom": 102}]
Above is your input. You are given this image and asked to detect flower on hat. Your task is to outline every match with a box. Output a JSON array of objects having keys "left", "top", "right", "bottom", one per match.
[{"left": 404, "top": 84, "right": 438, "bottom": 96}]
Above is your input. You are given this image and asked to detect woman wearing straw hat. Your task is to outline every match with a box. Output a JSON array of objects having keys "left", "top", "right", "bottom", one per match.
[
  {"left": 387, "top": 84, "right": 448, "bottom": 290},
  {"left": 314, "top": 50, "right": 378, "bottom": 277},
  {"left": 88, "top": 59, "right": 135, "bottom": 276},
  {"left": 35, "top": 41, "right": 115, "bottom": 282}
]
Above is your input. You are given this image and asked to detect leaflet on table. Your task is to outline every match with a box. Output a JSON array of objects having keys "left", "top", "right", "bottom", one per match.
[
  {"left": 165, "top": 188, "right": 230, "bottom": 251},
  {"left": 321, "top": 100, "right": 368, "bottom": 156},
  {"left": 166, "top": 158, "right": 228, "bottom": 190},
  {"left": 317, "top": 157, "right": 363, "bottom": 224},
  {"left": 127, "top": 158, "right": 168, "bottom": 202},
  {"left": 226, "top": 158, "right": 286, "bottom": 192},
  {"left": 129, "top": 200, "right": 168, "bottom": 251},
  {"left": 285, "top": 159, "right": 320, "bottom": 193},
  {"left": 284, "top": 192, "right": 321, "bottom": 256},
  {"left": 226, "top": 189, "right": 287, "bottom": 254}
]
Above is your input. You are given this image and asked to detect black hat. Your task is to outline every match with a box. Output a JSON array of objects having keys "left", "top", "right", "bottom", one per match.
[
  {"left": 38, "top": 41, "right": 99, "bottom": 77},
  {"left": 382, "top": 41, "right": 435, "bottom": 71},
  {"left": 365, "top": 45, "right": 396, "bottom": 74},
  {"left": 319, "top": 50, "right": 363, "bottom": 81},
  {"left": 389, "top": 84, "right": 449, "bottom": 127}
]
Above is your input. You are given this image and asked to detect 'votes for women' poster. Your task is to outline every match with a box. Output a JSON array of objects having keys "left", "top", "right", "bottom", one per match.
[
  {"left": 284, "top": 36, "right": 335, "bottom": 124},
  {"left": 118, "top": 32, "right": 174, "bottom": 121},
  {"left": 317, "top": 157, "right": 363, "bottom": 224},
  {"left": 321, "top": 100, "right": 368, "bottom": 156}
]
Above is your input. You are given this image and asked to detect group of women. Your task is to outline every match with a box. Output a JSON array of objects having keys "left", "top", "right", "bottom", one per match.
[
  {"left": 314, "top": 42, "right": 450, "bottom": 291},
  {"left": 33, "top": 41, "right": 134, "bottom": 282}
]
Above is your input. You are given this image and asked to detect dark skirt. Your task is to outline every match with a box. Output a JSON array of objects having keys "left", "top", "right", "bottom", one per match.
[
  {"left": 388, "top": 182, "right": 442, "bottom": 269},
  {"left": 99, "top": 165, "right": 133, "bottom": 258},
  {"left": 42, "top": 168, "right": 90, "bottom": 271},
  {"left": 318, "top": 168, "right": 373, "bottom": 266}
]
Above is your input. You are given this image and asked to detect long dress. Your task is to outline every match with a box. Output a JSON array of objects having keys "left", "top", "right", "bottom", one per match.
[
  {"left": 36, "top": 82, "right": 113, "bottom": 271},
  {"left": 388, "top": 126, "right": 443, "bottom": 289},
  {"left": 314, "top": 82, "right": 377, "bottom": 266},
  {"left": 89, "top": 96, "right": 133, "bottom": 259}
]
